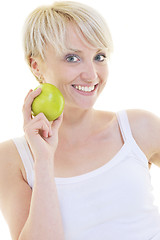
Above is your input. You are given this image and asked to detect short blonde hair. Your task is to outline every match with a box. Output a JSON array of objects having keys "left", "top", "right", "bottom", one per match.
[{"left": 23, "top": 1, "right": 113, "bottom": 70}]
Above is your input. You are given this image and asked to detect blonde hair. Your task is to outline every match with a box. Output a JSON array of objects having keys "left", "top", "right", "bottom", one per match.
[{"left": 23, "top": 1, "right": 113, "bottom": 77}]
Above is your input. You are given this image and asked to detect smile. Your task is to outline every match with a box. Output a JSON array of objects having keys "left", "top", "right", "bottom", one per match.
[{"left": 72, "top": 84, "right": 98, "bottom": 92}]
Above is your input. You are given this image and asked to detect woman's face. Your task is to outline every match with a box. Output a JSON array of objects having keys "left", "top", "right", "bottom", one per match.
[{"left": 38, "top": 24, "right": 109, "bottom": 110}]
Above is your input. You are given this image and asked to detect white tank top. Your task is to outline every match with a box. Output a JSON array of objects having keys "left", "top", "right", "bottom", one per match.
[{"left": 13, "top": 110, "right": 160, "bottom": 240}]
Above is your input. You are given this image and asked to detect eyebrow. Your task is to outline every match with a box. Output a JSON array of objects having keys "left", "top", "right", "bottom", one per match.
[
  {"left": 67, "top": 48, "right": 104, "bottom": 53},
  {"left": 67, "top": 48, "right": 82, "bottom": 53}
]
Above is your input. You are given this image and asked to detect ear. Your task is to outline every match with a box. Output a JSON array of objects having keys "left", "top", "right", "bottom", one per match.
[{"left": 30, "top": 57, "right": 41, "bottom": 79}]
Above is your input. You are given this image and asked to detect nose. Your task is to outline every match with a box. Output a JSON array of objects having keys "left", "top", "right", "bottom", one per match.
[{"left": 80, "top": 62, "right": 98, "bottom": 82}]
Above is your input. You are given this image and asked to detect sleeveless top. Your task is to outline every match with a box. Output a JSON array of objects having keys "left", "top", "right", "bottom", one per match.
[{"left": 12, "top": 110, "right": 160, "bottom": 240}]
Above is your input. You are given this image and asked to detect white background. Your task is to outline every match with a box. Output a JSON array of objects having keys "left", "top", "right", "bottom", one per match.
[{"left": 0, "top": 0, "right": 160, "bottom": 239}]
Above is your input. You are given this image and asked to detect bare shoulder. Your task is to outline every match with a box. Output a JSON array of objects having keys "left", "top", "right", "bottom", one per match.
[
  {"left": 0, "top": 140, "right": 32, "bottom": 239},
  {"left": 0, "top": 139, "right": 27, "bottom": 182},
  {"left": 126, "top": 109, "right": 160, "bottom": 166},
  {"left": 0, "top": 139, "right": 21, "bottom": 180}
]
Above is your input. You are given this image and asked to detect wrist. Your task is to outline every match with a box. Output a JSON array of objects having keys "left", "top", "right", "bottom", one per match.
[
  {"left": 34, "top": 152, "right": 54, "bottom": 164},
  {"left": 34, "top": 163, "right": 55, "bottom": 185},
  {"left": 34, "top": 156, "right": 54, "bottom": 173}
]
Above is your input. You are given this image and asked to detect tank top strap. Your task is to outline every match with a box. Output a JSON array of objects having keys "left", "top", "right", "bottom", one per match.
[
  {"left": 12, "top": 136, "right": 34, "bottom": 188},
  {"left": 116, "top": 110, "right": 133, "bottom": 143}
]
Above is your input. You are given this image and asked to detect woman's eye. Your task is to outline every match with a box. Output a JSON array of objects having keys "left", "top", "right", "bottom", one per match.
[
  {"left": 95, "top": 54, "right": 106, "bottom": 62},
  {"left": 66, "top": 55, "right": 80, "bottom": 63}
]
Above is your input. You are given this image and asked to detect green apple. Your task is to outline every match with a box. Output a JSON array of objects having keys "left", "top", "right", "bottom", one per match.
[{"left": 31, "top": 83, "right": 65, "bottom": 121}]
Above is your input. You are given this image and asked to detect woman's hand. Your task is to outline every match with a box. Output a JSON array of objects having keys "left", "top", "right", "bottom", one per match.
[{"left": 22, "top": 88, "right": 63, "bottom": 162}]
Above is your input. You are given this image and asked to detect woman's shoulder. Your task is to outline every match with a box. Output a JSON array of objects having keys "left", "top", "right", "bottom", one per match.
[
  {"left": 0, "top": 139, "right": 27, "bottom": 183},
  {"left": 126, "top": 108, "right": 160, "bottom": 137},
  {"left": 0, "top": 139, "right": 20, "bottom": 163},
  {"left": 126, "top": 109, "right": 160, "bottom": 163},
  {"left": 0, "top": 139, "right": 18, "bottom": 165},
  {"left": 96, "top": 108, "right": 159, "bottom": 123},
  {"left": 95, "top": 108, "right": 160, "bottom": 161},
  {"left": 94, "top": 108, "right": 160, "bottom": 129},
  {"left": 97, "top": 108, "right": 160, "bottom": 132}
]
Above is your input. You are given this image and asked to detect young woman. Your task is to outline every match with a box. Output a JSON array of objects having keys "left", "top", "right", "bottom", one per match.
[{"left": 0, "top": 1, "right": 160, "bottom": 239}]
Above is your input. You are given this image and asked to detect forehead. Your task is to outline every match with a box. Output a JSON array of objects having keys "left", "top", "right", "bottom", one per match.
[
  {"left": 44, "top": 23, "right": 104, "bottom": 58},
  {"left": 65, "top": 23, "right": 98, "bottom": 51}
]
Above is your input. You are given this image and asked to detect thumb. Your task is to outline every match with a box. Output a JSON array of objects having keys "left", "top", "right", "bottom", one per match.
[{"left": 51, "top": 113, "right": 63, "bottom": 131}]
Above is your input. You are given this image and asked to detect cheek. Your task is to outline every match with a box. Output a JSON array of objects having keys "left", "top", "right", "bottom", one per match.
[
  {"left": 44, "top": 71, "right": 57, "bottom": 84},
  {"left": 43, "top": 64, "right": 63, "bottom": 84},
  {"left": 99, "top": 65, "right": 109, "bottom": 82},
  {"left": 44, "top": 65, "right": 80, "bottom": 89},
  {"left": 60, "top": 65, "right": 81, "bottom": 83}
]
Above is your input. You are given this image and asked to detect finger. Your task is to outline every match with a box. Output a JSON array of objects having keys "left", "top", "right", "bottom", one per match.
[
  {"left": 25, "top": 118, "right": 50, "bottom": 139},
  {"left": 24, "top": 89, "right": 33, "bottom": 102},
  {"left": 51, "top": 112, "right": 63, "bottom": 131},
  {"left": 39, "top": 124, "right": 50, "bottom": 138},
  {"left": 35, "top": 113, "right": 52, "bottom": 137},
  {"left": 24, "top": 112, "right": 51, "bottom": 131},
  {"left": 27, "top": 88, "right": 42, "bottom": 108},
  {"left": 23, "top": 88, "right": 42, "bottom": 125},
  {"left": 37, "top": 119, "right": 51, "bottom": 139}
]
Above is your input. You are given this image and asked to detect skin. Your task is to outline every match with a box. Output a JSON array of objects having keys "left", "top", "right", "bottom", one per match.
[
  {"left": 0, "top": 22, "right": 160, "bottom": 239},
  {"left": 32, "top": 24, "right": 109, "bottom": 143}
]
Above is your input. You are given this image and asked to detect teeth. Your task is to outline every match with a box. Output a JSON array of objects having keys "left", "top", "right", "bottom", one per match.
[{"left": 74, "top": 85, "right": 96, "bottom": 92}]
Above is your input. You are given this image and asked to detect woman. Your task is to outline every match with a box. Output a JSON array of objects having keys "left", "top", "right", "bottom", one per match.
[{"left": 0, "top": 1, "right": 160, "bottom": 239}]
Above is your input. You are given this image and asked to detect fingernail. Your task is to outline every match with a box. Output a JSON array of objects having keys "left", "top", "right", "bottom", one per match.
[
  {"left": 34, "top": 88, "right": 41, "bottom": 94},
  {"left": 36, "top": 88, "right": 41, "bottom": 91},
  {"left": 49, "top": 129, "right": 52, "bottom": 137}
]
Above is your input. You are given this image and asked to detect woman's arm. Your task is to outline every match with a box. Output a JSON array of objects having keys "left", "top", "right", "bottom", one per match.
[
  {"left": 20, "top": 88, "right": 64, "bottom": 240},
  {"left": 18, "top": 157, "right": 64, "bottom": 240},
  {"left": 0, "top": 141, "right": 64, "bottom": 240},
  {"left": 0, "top": 89, "right": 64, "bottom": 240},
  {"left": 0, "top": 140, "right": 32, "bottom": 240}
]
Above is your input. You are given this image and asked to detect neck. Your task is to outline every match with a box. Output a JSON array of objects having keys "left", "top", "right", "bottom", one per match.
[{"left": 59, "top": 106, "right": 95, "bottom": 145}]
